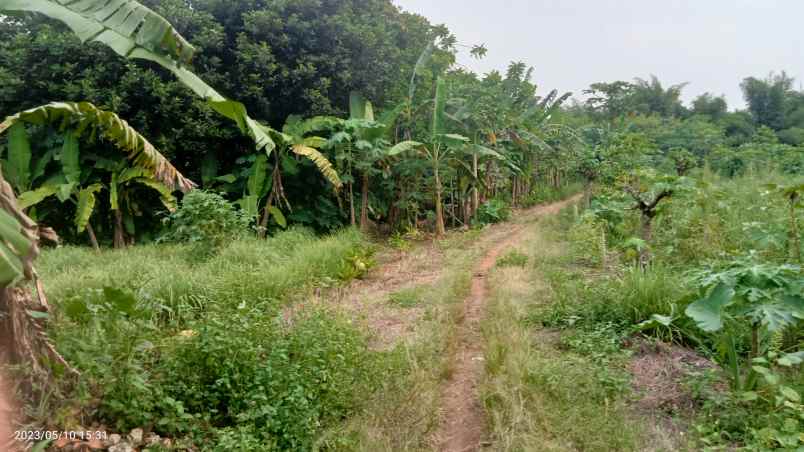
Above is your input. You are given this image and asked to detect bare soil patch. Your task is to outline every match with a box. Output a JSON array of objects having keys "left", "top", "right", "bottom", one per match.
[{"left": 435, "top": 196, "right": 580, "bottom": 452}]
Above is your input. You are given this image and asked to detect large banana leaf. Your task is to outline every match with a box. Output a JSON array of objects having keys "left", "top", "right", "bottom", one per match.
[
  {"left": 432, "top": 77, "right": 447, "bottom": 142},
  {"left": 61, "top": 131, "right": 82, "bottom": 184},
  {"left": 291, "top": 145, "right": 342, "bottom": 189},
  {"left": 6, "top": 123, "right": 32, "bottom": 190},
  {"left": 75, "top": 183, "right": 103, "bottom": 233},
  {"left": 0, "top": 102, "right": 194, "bottom": 192},
  {"left": 0, "top": 0, "right": 274, "bottom": 154},
  {"left": 409, "top": 41, "right": 434, "bottom": 102},
  {"left": 2, "top": 0, "right": 194, "bottom": 65}
]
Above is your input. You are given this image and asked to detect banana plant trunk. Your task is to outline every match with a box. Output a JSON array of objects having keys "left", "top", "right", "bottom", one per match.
[
  {"left": 348, "top": 181, "right": 356, "bottom": 226},
  {"left": 360, "top": 173, "right": 370, "bottom": 232},
  {"left": 639, "top": 212, "right": 653, "bottom": 269},
  {"left": 472, "top": 153, "right": 479, "bottom": 215},
  {"left": 113, "top": 209, "right": 125, "bottom": 249},
  {"left": 789, "top": 193, "right": 801, "bottom": 263},
  {"left": 86, "top": 223, "right": 100, "bottom": 251},
  {"left": 434, "top": 157, "right": 446, "bottom": 237}
]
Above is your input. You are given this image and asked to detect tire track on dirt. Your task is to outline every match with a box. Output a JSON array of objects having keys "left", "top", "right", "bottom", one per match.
[{"left": 435, "top": 196, "right": 580, "bottom": 452}]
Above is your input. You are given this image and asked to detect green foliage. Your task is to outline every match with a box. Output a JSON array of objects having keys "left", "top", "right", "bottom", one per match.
[
  {"left": 388, "top": 287, "right": 424, "bottom": 307},
  {"left": 474, "top": 199, "right": 511, "bottom": 225},
  {"left": 40, "top": 227, "right": 376, "bottom": 447},
  {"left": 685, "top": 256, "right": 803, "bottom": 335},
  {"left": 496, "top": 250, "right": 528, "bottom": 268},
  {"left": 161, "top": 190, "right": 249, "bottom": 257}
]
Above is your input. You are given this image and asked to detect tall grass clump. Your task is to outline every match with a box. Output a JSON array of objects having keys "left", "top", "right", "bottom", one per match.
[{"left": 35, "top": 226, "right": 378, "bottom": 449}]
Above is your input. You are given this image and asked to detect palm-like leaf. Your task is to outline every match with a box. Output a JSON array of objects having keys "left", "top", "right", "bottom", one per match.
[
  {"left": 2, "top": 0, "right": 194, "bottom": 64},
  {"left": 0, "top": 0, "right": 275, "bottom": 154},
  {"left": 291, "top": 145, "right": 342, "bottom": 189},
  {"left": 0, "top": 102, "right": 194, "bottom": 192},
  {"left": 432, "top": 77, "right": 447, "bottom": 141},
  {"left": 75, "top": 183, "right": 103, "bottom": 233}
]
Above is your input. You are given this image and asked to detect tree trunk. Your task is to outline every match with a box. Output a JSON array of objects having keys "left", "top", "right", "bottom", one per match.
[
  {"left": 349, "top": 181, "right": 356, "bottom": 227},
  {"left": 472, "top": 153, "right": 479, "bottom": 215},
  {"left": 113, "top": 209, "right": 125, "bottom": 249},
  {"left": 789, "top": 194, "right": 801, "bottom": 263},
  {"left": 434, "top": 161, "right": 446, "bottom": 237},
  {"left": 639, "top": 212, "right": 653, "bottom": 269},
  {"left": 360, "top": 173, "right": 370, "bottom": 232},
  {"left": 86, "top": 223, "right": 100, "bottom": 251}
]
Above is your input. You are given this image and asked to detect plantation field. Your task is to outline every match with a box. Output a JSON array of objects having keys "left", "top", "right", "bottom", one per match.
[{"left": 1, "top": 0, "right": 803, "bottom": 451}]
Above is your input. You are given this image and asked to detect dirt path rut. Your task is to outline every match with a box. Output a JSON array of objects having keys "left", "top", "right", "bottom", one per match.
[{"left": 435, "top": 196, "right": 580, "bottom": 452}]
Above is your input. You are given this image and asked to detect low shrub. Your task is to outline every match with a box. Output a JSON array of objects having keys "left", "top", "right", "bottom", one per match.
[
  {"left": 474, "top": 199, "right": 511, "bottom": 225},
  {"left": 160, "top": 190, "right": 250, "bottom": 258}
]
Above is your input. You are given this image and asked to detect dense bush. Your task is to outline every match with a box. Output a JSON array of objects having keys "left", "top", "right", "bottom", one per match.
[
  {"left": 160, "top": 191, "right": 250, "bottom": 257},
  {"left": 474, "top": 199, "right": 512, "bottom": 225}
]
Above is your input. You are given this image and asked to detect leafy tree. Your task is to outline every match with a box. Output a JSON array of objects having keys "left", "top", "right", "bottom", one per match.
[
  {"left": 630, "top": 75, "right": 688, "bottom": 117},
  {"left": 692, "top": 93, "right": 728, "bottom": 121},
  {"left": 741, "top": 72, "right": 794, "bottom": 131}
]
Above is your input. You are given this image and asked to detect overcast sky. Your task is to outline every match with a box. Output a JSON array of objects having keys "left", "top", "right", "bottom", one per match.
[{"left": 393, "top": 0, "right": 804, "bottom": 110}]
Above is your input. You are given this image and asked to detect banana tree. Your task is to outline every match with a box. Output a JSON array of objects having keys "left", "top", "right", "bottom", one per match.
[
  {"left": 390, "top": 77, "right": 470, "bottom": 237},
  {"left": 0, "top": 102, "right": 193, "bottom": 192},
  {"left": 17, "top": 142, "right": 177, "bottom": 250},
  {"left": 2, "top": 103, "right": 188, "bottom": 248},
  {"left": 241, "top": 116, "right": 341, "bottom": 237}
]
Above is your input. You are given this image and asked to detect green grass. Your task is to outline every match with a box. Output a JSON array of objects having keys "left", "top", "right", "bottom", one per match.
[
  {"left": 35, "top": 227, "right": 383, "bottom": 450},
  {"left": 481, "top": 221, "right": 648, "bottom": 451},
  {"left": 496, "top": 250, "right": 528, "bottom": 268},
  {"left": 388, "top": 286, "right": 425, "bottom": 307}
]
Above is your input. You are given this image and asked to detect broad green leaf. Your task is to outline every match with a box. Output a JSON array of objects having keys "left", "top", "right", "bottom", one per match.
[
  {"left": 752, "top": 302, "right": 798, "bottom": 332},
  {"left": 0, "top": 102, "right": 193, "bottom": 191},
  {"left": 17, "top": 185, "right": 60, "bottom": 210},
  {"left": 247, "top": 154, "right": 268, "bottom": 199},
  {"left": 57, "top": 183, "right": 76, "bottom": 203},
  {"left": 432, "top": 76, "right": 447, "bottom": 140},
  {"left": 349, "top": 92, "right": 373, "bottom": 121},
  {"left": 6, "top": 123, "right": 31, "bottom": 190},
  {"left": 752, "top": 365, "right": 780, "bottom": 385},
  {"left": 471, "top": 144, "right": 505, "bottom": 160},
  {"left": 103, "top": 286, "right": 138, "bottom": 317},
  {"left": 778, "top": 351, "right": 804, "bottom": 367},
  {"left": 1, "top": 0, "right": 195, "bottom": 65},
  {"left": 0, "top": 209, "right": 33, "bottom": 257},
  {"left": 110, "top": 171, "right": 119, "bottom": 210},
  {"left": 215, "top": 174, "right": 237, "bottom": 183},
  {"left": 409, "top": 41, "right": 434, "bottom": 101},
  {"left": 133, "top": 177, "right": 177, "bottom": 212},
  {"left": 0, "top": 241, "right": 24, "bottom": 287},
  {"left": 268, "top": 206, "right": 287, "bottom": 228},
  {"left": 31, "top": 148, "right": 56, "bottom": 184},
  {"left": 61, "top": 132, "right": 81, "bottom": 184},
  {"left": 439, "top": 133, "right": 470, "bottom": 148},
  {"left": 75, "top": 183, "right": 103, "bottom": 233},
  {"left": 685, "top": 283, "right": 735, "bottom": 332},
  {"left": 238, "top": 195, "right": 260, "bottom": 220},
  {"left": 26, "top": 310, "right": 49, "bottom": 320},
  {"left": 64, "top": 298, "right": 90, "bottom": 322},
  {"left": 780, "top": 386, "right": 801, "bottom": 402},
  {"left": 377, "top": 102, "right": 406, "bottom": 138},
  {"left": 291, "top": 145, "right": 342, "bottom": 189},
  {"left": 388, "top": 140, "right": 422, "bottom": 156},
  {"left": 117, "top": 167, "right": 151, "bottom": 184}
]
